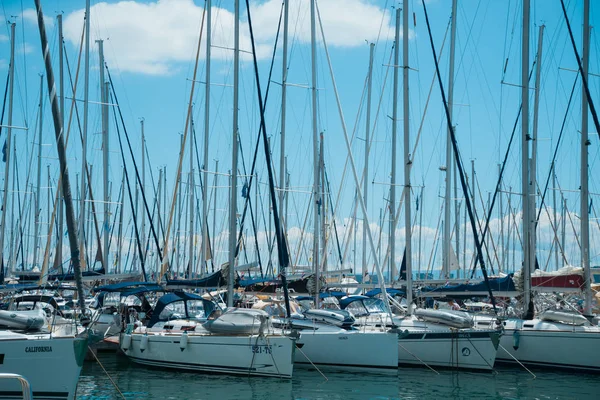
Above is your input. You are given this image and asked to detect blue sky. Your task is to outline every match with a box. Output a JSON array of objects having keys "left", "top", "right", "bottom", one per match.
[{"left": 0, "top": 0, "right": 599, "bottom": 278}]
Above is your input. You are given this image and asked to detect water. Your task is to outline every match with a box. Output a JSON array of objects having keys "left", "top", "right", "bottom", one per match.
[{"left": 77, "top": 353, "right": 598, "bottom": 399}]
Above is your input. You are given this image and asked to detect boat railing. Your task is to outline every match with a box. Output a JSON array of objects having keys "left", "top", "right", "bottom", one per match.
[{"left": 0, "top": 373, "right": 32, "bottom": 400}]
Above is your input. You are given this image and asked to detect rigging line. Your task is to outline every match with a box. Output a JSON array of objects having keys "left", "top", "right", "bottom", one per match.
[
  {"left": 64, "top": 50, "right": 105, "bottom": 271},
  {"left": 12, "top": 147, "right": 25, "bottom": 270},
  {"left": 160, "top": 2, "right": 207, "bottom": 278},
  {"left": 0, "top": 72, "right": 9, "bottom": 139},
  {"left": 553, "top": 178, "right": 571, "bottom": 266},
  {"left": 245, "top": 0, "right": 292, "bottom": 318},
  {"left": 422, "top": 0, "right": 497, "bottom": 313},
  {"left": 124, "top": 224, "right": 135, "bottom": 274},
  {"left": 106, "top": 66, "right": 163, "bottom": 266},
  {"left": 324, "top": 167, "right": 343, "bottom": 266},
  {"left": 38, "top": 21, "right": 86, "bottom": 284},
  {"left": 234, "top": 0, "right": 283, "bottom": 261},
  {"left": 106, "top": 174, "right": 125, "bottom": 259},
  {"left": 560, "top": 0, "right": 600, "bottom": 142},
  {"left": 142, "top": 139, "right": 162, "bottom": 260},
  {"left": 536, "top": 74, "right": 578, "bottom": 223},
  {"left": 191, "top": 117, "right": 214, "bottom": 273},
  {"left": 109, "top": 88, "right": 147, "bottom": 282},
  {"left": 378, "top": 17, "right": 452, "bottom": 275},
  {"left": 470, "top": 64, "right": 536, "bottom": 278},
  {"left": 247, "top": 188, "right": 265, "bottom": 279},
  {"left": 537, "top": 180, "right": 569, "bottom": 267}
]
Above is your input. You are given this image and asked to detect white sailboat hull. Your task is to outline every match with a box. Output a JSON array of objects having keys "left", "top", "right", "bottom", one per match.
[
  {"left": 396, "top": 329, "right": 499, "bottom": 370},
  {"left": 122, "top": 332, "right": 295, "bottom": 378},
  {"left": 355, "top": 314, "right": 500, "bottom": 370},
  {"left": 493, "top": 318, "right": 600, "bottom": 372},
  {"left": 0, "top": 332, "right": 86, "bottom": 400},
  {"left": 294, "top": 329, "right": 398, "bottom": 369}
]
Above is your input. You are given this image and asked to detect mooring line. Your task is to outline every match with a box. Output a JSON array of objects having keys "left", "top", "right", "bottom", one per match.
[{"left": 88, "top": 345, "right": 126, "bottom": 399}]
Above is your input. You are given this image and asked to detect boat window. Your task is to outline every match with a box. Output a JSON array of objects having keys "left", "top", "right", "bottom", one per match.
[
  {"left": 158, "top": 301, "right": 186, "bottom": 321},
  {"left": 15, "top": 301, "right": 35, "bottom": 311},
  {"left": 103, "top": 293, "right": 121, "bottom": 307},
  {"left": 345, "top": 300, "right": 369, "bottom": 316},
  {"left": 363, "top": 298, "right": 385, "bottom": 313},
  {"left": 186, "top": 300, "right": 208, "bottom": 319}
]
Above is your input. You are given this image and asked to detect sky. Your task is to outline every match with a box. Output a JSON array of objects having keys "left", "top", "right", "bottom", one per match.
[{"left": 0, "top": 0, "right": 599, "bottom": 280}]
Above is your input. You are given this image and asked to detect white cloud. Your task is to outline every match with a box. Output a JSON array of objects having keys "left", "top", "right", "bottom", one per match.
[
  {"left": 62, "top": 0, "right": 394, "bottom": 76},
  {"left": 22, "top": 8, "right": 55, "bottom": 29},
  {"left": 17, "top": 43, "right": 35, "bottom": 55},
  {"left": 0, "top": 34, "right": 8, "bottom": 43}
]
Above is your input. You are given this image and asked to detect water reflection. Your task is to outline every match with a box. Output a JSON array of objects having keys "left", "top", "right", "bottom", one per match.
[{"left": 77, "top": 353, "right": 598, "bottom": 400}]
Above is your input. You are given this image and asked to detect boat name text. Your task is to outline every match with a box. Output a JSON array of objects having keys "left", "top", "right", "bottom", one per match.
[{"left": 25, "top": 346, "right": 53, "bottom": 353}]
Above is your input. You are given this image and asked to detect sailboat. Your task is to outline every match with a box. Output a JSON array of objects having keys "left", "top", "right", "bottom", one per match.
[
  {"left": 120, "top": 0, "right": 295, "bottom": 378},
  {"left": 0, "top": 2, "right": 91, "bottom": 398},
  {"left": 473, "top": 0, "right": 600, "bottom": 372}
]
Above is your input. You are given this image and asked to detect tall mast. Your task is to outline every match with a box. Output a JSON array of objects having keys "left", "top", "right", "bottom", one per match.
[
  {"left": 0, "top": 23, "right": 16, "bottom": 274},
  {"left": 279, "top": 0, "right": 288, "bottom": 233},
  {"left": 141, "top": 119, "right": 146, "bottom": 267},
  {"left": 98, "top": 40, "right": 110, "bottom": 273},
  {"left": 402, "top": 0, "right": 412, "bottom": 313},
  {"left": 443, "top": 0, "right": 457, "bottom": 279},
  {"left": 227, "top": 0, "right": 240, "bottom": 307},
  {"left": 117, "top": 173, "right": 125, "bottom": 274},
  {"left": 79, "top": 0, "right": 91, "bottom": 270},
  {"left": 521, "top": 0, "right": 532, "bottom": 317},
  {"left": 212, "top": 159, "right": 219, "bottom": 269},
  {"left": 55, "top": 14, "right": 64, "bottom": 270},
  {"left": 310, "top": 0, "right": 321, "bottom": 307},
  {"left": 156, "top": 168, "right": 162, "bottom": 274},
  {"left": 201, "top": 0, "right": 212, "bottom": 275},
  {"left": 531, "top": 24, "right": 544, "bottom": 280},
  {"left": 188, "top": 117, "right": 195, "bottom": 277},
  {"left": 363, "top": 43, "right": 374, "bottom": 281},
  {"left": 552, "top": 169, "right": 558, "bottom": 270},
  {"left": 581, "top": 0, "right": 592, "bottom": 315},
  {"left": 390, "top": 8, "right": 400, "bottom": 282},
  {"left": 35, "top": 0, "right": 85, "bottom": 310},
  {"left": 499, "top": 164, "right": 504, "bottom": 272},
  {"left": 320, "top": 133, "right": 326, "bottom": 271},
  {"left": 33, "top": 75, "right": 44, "bottom": 269}
]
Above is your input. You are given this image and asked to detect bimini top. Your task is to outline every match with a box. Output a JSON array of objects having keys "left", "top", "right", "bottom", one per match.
[
  {"left": 338, "top": 295, "right": 371, "bottom": 309},
  {"left": 148, "top": 291, "right": 216, "bottom": 328}
]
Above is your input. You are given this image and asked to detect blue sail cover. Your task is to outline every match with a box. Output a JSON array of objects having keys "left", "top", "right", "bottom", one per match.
[
  {"left": 364, "top": 288, "right": 406, "bottom": 297},
  {"left": 165, "top": 269, "right": 225, "bottom": 289},
  {"left": 419, "top": 275, "right": 516, "bottom": 297},
  {"left": 95, "top": 281, "right": 162, "bottom": 293}
]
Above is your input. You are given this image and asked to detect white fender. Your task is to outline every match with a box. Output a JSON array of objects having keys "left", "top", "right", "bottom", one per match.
[
  {"left": 179, "top": 331, "right": 188, "bottom": 351},
  {"left": 140, "top": 333, "right": 149, "bottom": 352},
  {"left": 121, "top": 333, "right": 132, "bottom": 351}
]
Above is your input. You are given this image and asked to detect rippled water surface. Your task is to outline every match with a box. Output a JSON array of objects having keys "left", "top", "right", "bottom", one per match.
[{"left": 77, "top": 353, "right": 598, "bottom": 399}]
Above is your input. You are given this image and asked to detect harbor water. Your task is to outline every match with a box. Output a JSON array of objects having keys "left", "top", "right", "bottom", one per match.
[{"left": 77, "top": 353, "right": 598, "bottom": 399}]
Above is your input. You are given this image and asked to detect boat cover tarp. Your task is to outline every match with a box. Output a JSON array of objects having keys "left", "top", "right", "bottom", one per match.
[
  {"left": 165, "top": 270, "right": 225, "bottom": 289},
  {"left": 95, "top": 281, "right": 161, "bottom": 293},
  {"left": 364, "top": 288, "right": 406, "bottom": 297},
  {"left": 419, "top": 275, "right": 516, "bottom": 296},
  {"left": 531, "top": 266, "right": 584, "bottom": 289},
  {"left": 295, "top": 291, "right": 347, "bottom": 302}
]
